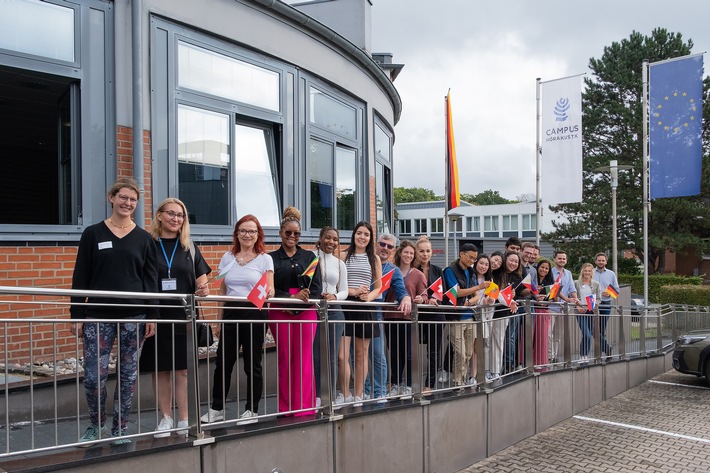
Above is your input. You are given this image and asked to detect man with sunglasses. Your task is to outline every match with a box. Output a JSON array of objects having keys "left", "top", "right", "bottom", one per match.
[{"left": 364, "top": 234, "right": 411, "bottom": 401}]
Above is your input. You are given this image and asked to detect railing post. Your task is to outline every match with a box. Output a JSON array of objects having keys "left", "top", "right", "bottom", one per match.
[
  {"left": 671, "top": 304, "right": 678, "bottom": 346},
  {"left": 618, "top": 304, "right": 627, "bottom": 360},
  {"left": 317, "top": 300, "right": 334, "bottom": 417},
  {"left": 562, "top": 302, "right": 572, "bottom": 366},
  {"left": 593, "top": 306, "right": 601, "bottom": 363},
  {"left": 523, "top": 299, "right": 533, "bottom": 372},
  {"left": 410, "top": 303, "right": 423, "bottom": 400},
  {"left": 655, "top": 305, "right": 662, "bottom": 353},
  {"left": 185, "top": 293, "right": 202, "bottom": 438},
  {"left": 639, "top": 304, "right": 647, "bottom": 357}
]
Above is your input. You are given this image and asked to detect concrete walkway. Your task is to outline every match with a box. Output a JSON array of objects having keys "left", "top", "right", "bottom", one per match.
[{"left": 460, "top": 370, "right": 710, "bottom": 472}]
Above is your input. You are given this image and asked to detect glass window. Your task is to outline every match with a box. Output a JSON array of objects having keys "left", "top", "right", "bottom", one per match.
[
  {"left": 336, "top": 147, "right": 357, "bottom": 231},
  {"left": 375, "top": 123, "right": 391, "bottom": 163},
  {"left": 0, "top": 65, "right": 79, "bottom": 224},
  {"left": 309, "top": 87, "right": 357, "bottom": 139},
  {"left": 522, "top": 214, "right": 537, "bottom": 230},
  {"left": 415, "top": 218, "right": 428, "bottom": 234},
  {"left": 177, "top": 105, "right": 230, "bottom": 225},
  {"left": 399, "top": 219, "right": 412, "bottom": 235},
  {"left": 235, "top": 124, "right": 280, "bottom": 227},
  {"left": 375, "top": 162, "right": 391, "bottom": 235},
  {"left": 503, "top": 215, "right": 518, "bottom": 231},
  {"left": 484, "top": 216, "right": 499, "bottom": 232},
  {"left": 0, "top": 0, "right": 75, "bottom": 63},
  {"left": 473, "top": 216, "right": 480, "bottom": 232},
  {"left": 178, "top": 42, "right": 280, "bottom": 112},
  {"left": 430, "top": 218, "right": 444, "bottom": 233},
  {"left": 309, "top": 138, "right": 334, "bottom": 229}
]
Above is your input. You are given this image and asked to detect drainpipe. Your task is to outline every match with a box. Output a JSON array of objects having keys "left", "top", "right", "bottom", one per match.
[{"left": 132, "top": 0, "right": 145, "bottom": 226}]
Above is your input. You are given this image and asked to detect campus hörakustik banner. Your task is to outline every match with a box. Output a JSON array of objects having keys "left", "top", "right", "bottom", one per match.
[{"left": 541, "top": 75, "right": 583, "bottom": 205}]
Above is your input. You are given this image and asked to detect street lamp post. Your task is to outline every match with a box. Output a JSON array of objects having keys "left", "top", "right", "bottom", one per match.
[
  {"left": 594, "top": 160, "right": 632, "bottom": 274},
  {"left": 448, "top": 210, "right": 464, "bottom": 262}
]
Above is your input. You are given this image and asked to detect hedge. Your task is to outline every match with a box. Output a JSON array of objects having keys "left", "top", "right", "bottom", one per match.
[
  {"left": 618, "top": 274, "right": 703, "bottom": 303},
  {"left": 659, "top": 285, "right": 710, "bottom": 306}
]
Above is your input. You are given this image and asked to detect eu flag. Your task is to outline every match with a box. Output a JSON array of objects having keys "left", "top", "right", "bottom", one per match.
[{"left": 649, "top": 54, "right": 703, "bottom": 200}]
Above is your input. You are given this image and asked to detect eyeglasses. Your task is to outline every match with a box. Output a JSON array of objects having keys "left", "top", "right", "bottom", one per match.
[
  {"left": 116, "top": 194, "right": 138, "bottom": 204},
  {"left": 462, "top": 252, "right": 477, "bottom": 261},
  {"left": 161, "top": 210, "right": 185, "bottom": 220},
  {"left": 283, "top": 230, "right": 301, "bottom": 237},
  {"left": 238, "top": 229, "right": 258, "bottom": 236},
  {"left": 378, "top": 241, "right": 395, "bottom": 250}
]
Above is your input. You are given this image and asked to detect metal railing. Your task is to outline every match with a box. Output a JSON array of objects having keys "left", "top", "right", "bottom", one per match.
[{"left": 1, "top": 285, "right": 708, "bottom": 458}]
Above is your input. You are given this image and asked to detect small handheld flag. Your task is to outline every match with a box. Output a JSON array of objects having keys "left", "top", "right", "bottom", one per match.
[
  {"left": 484, "top": 281, "right": 500, "bottom": 299},
  {"left": 428, "top": 277, "right": 443, "bottom": 301},
  {"left": 547, "top": 282, "right": 561, "bottom": 300},
  {"left": 444, "top": 284, "right": 459, "bottom": 306},
  {"left": 301, "top": 256, "right": 319, "bottom": 279},
  {"left": 520, "top": 273, "right": 538, "bottom": 295},
  {"left": 378, "top": 269, "right": 395, "bottom": 295},
  {"left": 586, "top": 294, "right": 597, "bottom": 311},
  {"left": 605, "top": 286, "right": 619, "bottom": 299},
  {"left": 498, "top": 285, "right": 514, "bottom": 307},
  {"left": 247, "top": 271, "right": 270, "bottom": 310}
]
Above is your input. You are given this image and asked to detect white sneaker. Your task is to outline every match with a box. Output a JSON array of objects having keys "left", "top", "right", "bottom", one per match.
[
  {"left": 399, "top": 386, "right": 413, "bottom": 399},
  {"left": 236, "top": 410, "right": 258, "bottom": 425},
  {"left": 200, "top": 408, "right": 224, "bottom": 423},
  {"left": 467, "top": 377, "right": 478, "bottom": 386},
  {"left": 154, "top": 415, "right": 173, "bottom": 438},
  {"left": 490, "top": 373, "right": 501, "bottom": 381},
  {"left": 437, "top": 370, "right": 449, "bottom": 383},
  {"left": 176, "top": 419, "right": 189, "bottom": 436},
  {"left": 353, "top": 396, "right": 363, "bottom": 407},
  {"left": 333, "top": 393, "right": 347, "bottom": 410},
  {"left": 387, "top": 385, "right": 400, "bottom": 397},
  {"left": 315, "top": 397, "right": 322, "bottom": 408}
]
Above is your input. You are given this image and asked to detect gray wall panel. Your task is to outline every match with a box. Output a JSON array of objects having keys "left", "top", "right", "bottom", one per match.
[
  {"left": 488, "top": 378, "right": 536, "bottom": 455},
  {"left": 538, "top": 370, "right": 574, "bottom": 431}
]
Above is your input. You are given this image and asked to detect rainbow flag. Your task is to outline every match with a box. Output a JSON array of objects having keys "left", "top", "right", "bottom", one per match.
[
  {"left": 301, "top": 256, "right": 319, "bottom": 279},
  {"left": 445, "top": 91, "right": 460, "bottom": 211}
]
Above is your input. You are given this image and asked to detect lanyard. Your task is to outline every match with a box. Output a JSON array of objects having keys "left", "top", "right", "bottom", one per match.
[{"left": 158, "top": 237, "right": 179, "bottom": 278}]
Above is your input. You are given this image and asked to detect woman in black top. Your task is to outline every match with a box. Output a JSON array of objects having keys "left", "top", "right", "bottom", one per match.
[
  {"left": 268, "top": 207, "right": 322, "bottom": 414},
  {"left": 70, "top": 177, "right": 158, "bottom": 444},
  {"left": 140, "top": 197, "right": 211, "bottom": 437}
]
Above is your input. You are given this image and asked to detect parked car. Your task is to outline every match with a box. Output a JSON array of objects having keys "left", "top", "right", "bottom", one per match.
[
  {"left": 672, "top": 329, "right": 710, "bottom": 383},
  {"left": 630, "top": 293, "right": 645, "bottom": 316}
]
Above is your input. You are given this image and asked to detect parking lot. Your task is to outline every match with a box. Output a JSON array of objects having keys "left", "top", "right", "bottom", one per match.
[{"left": 461, "top": 370, "right": 710, "bottom": 472}]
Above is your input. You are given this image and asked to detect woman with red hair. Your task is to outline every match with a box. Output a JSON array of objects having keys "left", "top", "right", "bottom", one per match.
[{"left": 201, "top": 214, "right": 274, "bottom": 425}]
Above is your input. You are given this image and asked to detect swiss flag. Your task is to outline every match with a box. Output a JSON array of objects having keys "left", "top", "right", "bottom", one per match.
[
  {"left": 378, "top": 269, "right": 395, "bottom": 295},
  {"left": 247, "top": 271, "right": 269, "bottom": 310},
  {"left": 428, "top": 277, "right": 443, "bottom": 301},
  {"left": 498, "top": 284, "right": 514, "bottom": 307}
]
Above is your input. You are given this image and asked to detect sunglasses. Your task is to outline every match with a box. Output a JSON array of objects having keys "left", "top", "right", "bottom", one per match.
[
  {"left": 378, "top": 241, "right": 395, "bottom": 250},
  {"left": 283, "top": 230, "right": 301, "bottom": 237}
]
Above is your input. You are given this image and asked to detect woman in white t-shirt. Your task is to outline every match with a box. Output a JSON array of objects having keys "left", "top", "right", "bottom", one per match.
[
  {"left": 313, "top": 226, "right": 348, "bottom": 405},
  {"left": 574, "top": 263, "right": 601, "bottom": 362},
  {"left": 200, "top": 214, "right": 274, "bottom": 425}
]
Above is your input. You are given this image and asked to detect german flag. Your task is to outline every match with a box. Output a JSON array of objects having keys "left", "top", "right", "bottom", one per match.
[
  {"left": 445, "top": 91, "right": 460, "bottom": 211},
  {"left": 605, "top": 286, "right": 619, "bottom": 299}
]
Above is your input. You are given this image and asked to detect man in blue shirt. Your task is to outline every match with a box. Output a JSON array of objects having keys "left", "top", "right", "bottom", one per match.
[
  {"left": 364, "top": 233, "right": 411, "bottom": 401},
  {"left": 548, "top": 250, "right": 578, "bottom": 363},
  {"left": 592, "top": 253, "right": 619, "bottom": 357}
]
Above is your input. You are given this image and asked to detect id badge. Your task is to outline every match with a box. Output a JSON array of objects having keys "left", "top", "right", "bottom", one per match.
[{"left": 162, "top": 278, "right": 177, "bottom": 291}]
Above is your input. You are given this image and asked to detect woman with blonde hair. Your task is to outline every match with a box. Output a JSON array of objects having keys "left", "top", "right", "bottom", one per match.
[
  {"left": 141, "top": 197, "right": 211, "bottom": 437},
  {"left": 574, "top": 263, "right": 601, "bottom": 362}
]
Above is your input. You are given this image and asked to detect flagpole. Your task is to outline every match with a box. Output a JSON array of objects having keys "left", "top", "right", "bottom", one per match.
[
  {"left": 642, "top": 59, "right": 649, "bottom": 311},
  {"left": 444, "top": 91, "right": 450, "bottom": 267},
  {"left": 535, "top": 77, "right": 542, "bottom": 246}
]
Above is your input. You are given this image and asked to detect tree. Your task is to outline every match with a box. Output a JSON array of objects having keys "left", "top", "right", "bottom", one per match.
[
  {"left": 393, "top": 187, "right": 438, "bottom": 204},
  {"left": 461, "top": 189, "right": 516, "bottom": 205},
  {"left": 544, "top": 28, "right": 710, "bottom": 273}
]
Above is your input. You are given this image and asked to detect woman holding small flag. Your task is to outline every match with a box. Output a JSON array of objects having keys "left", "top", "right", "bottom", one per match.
[
  {"left": 532, "top": 259, "right": 555, "bottom": 366},
  {"left": 414, "top": 236, "right": 445, "bottom": 393},
  {"left": 573, "top": 263, "right": 601, "bottom": 363},
  {"left": 269, "top": 206, "right": 322, "bottom": 414},
  {"left": 201, "top": 214, "right": 274, "bottom": 425},
  {"left": 338, "top": 221, "right": 382, "bottom": 406},
  {"left": 472, "top": 255, "right": 495, "bottom": 381},
  {"left": 490, "top": 251, "right": 529, "bottom": 379}
]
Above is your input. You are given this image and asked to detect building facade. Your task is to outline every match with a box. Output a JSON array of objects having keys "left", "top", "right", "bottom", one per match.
[{"left": 0, "top": 0, "right": 399, "bottom": 359}]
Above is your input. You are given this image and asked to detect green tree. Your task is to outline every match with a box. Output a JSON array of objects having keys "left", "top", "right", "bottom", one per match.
[
  {"left": 461, "top": 189, "right": 516, "bottom": 205},
  {"left": 393, "top": 187, "right": 438, "bottom": 203},
  {"left": 544, "top": 28, "right": 710, "bottom": 273}
]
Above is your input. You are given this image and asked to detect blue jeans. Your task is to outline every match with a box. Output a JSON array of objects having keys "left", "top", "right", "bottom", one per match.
[
  {"left": 503, "top": 308, "right": 523, "bottom": 371},
  {"left": 313, "top": 308, "right": 345, "bottom": 398},
  {"left": 576, "top": 311, "right": 593, "bottom": 356},
  {"left": 364, "top": 311, "right": 387, "bottom": 398}
]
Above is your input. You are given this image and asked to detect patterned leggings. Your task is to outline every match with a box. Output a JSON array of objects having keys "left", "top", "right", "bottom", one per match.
[{"left": 82, "top": 316, "right": 145, "bottom": 436}]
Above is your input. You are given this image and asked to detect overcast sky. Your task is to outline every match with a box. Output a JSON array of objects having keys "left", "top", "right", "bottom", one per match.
[{"left": 371, "top": 0, "right": 710, "bottom": 200}]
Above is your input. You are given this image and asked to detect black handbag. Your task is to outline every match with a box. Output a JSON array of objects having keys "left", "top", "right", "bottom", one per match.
[{"left": 196, "top": 317, "right": 214, "bottom": 347}]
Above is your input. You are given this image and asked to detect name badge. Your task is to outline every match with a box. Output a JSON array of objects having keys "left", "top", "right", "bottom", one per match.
[
  {"left": 161, "top": 278, "right": 177, "bottom": 291},
  {"left": 98, "top": 241, "right": 113, "bottom": 250}
]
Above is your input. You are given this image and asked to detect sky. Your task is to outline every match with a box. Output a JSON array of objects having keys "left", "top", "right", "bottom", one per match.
[{"left": 370, "top": 0, "right": 710, "bottom": 201}]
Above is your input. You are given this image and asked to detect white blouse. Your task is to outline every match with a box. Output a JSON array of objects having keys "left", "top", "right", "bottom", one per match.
[{"left": 317, "top": 249, "right": 349, "bottom": 300}]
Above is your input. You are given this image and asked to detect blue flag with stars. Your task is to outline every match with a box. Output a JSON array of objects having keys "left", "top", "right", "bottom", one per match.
[{"left": 649, "top": 54, "right": 703, "bottom": 200}]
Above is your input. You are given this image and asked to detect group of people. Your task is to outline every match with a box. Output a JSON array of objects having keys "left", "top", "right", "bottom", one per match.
[{"left": 70, "top": 178, "right": 619, "bottom": 444}]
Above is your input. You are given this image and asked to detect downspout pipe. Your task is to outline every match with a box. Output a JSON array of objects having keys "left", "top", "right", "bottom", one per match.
[{"left": 132, "top": 0, "right": 145, "bottom": 226}]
